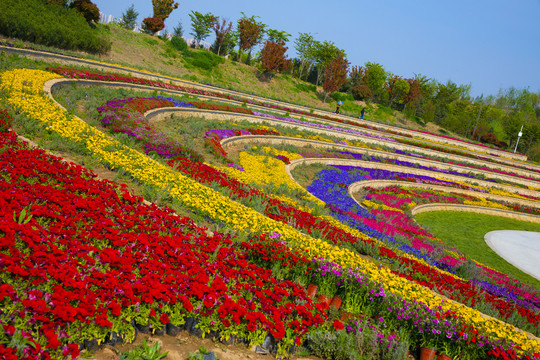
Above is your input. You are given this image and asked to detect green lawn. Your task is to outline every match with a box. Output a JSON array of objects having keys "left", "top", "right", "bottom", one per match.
[{"left": 415, "top": 211, "right": 540, "bottom": 291}]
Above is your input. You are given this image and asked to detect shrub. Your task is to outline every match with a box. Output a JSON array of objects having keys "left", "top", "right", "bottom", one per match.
[
  {"left": 0, "top": 0, "right": 110, "bottom": 54},
  {"left": 295, "top": 83, "right": 317, "bottom": 93},
  {"left": 170, "top": 36, "right": 188, "bottom": 52},
  {"left": 351, "top": 84, "right": 372, "bottom": 100},
  {"left": 142, "top": 17, "right": 165, "bottom": 35},
  {"left": 330, "top": 91, "right": 354, "bottom": 102},
  {"left": 183, "top": 49, "right": 224, "bottom": 71}
]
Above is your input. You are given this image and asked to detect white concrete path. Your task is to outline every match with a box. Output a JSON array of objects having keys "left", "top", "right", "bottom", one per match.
[{"left": 485, "top": 230, "right": 540, "bottom": 281}]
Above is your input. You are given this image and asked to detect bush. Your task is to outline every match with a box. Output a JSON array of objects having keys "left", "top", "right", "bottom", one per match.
[
  {"left": 295, "top": 83, "right": 316, "bottom": 93},
  {"left": 170, "top": 36, "right": 188, "bottom": 52},
  {"left": 0, "top": 0, "right": 110, "bottom": 54},
  {"left": 330, "top": 91, "right": 354, "bottom": 102},
  {"left": 351, "top": 84, "right": 372, "bottom": 100},
  {"left": 183, "top": 49, "right": 224, "bottom": 71}
]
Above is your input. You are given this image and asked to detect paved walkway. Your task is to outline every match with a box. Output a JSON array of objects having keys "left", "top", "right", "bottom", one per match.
[{"left": 485, "top": 230, "right": 540, "bottom": 281}]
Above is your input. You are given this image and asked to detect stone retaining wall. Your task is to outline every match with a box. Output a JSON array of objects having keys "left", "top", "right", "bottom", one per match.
[
  {"left": 221, "top": 135, "right": 540, "bottom": 189},
  {"left": 287, "top": 157, "right": 539, "bottom": 198},
  {"left": 411, "top": 204, "right": 540, "bottom": 223},
  {"left": 146, "top": 108, "right": 540, "bottom": 188},
  {"left": 348, "top": 180, "right": 540, "bottom": 209}
]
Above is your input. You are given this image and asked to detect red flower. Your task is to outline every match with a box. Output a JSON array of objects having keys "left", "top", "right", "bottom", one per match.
[
  {"left": 160, "top": 313, "right": 170, "bottom": 324},
  {"left": 333, "top": 319, "right": 344, "bottom": 331}
]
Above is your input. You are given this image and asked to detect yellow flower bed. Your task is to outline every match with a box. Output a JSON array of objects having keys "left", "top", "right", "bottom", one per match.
[{"left": 2, "top": 69, "right": 539, "bottom": 354}]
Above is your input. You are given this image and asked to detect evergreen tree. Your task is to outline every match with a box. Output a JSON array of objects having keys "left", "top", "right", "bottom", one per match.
[{"left": 119, "top": 4, "right": 138, "bottom": 30}]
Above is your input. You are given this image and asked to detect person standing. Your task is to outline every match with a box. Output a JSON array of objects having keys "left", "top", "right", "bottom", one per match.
[
  {"left": 335, "top": 100, "right": 343, "bottom": 114},
  {"left": 360, "top": 107, "right": 365, "bottom": 119}
]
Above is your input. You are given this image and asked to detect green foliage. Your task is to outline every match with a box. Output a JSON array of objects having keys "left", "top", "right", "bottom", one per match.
[
  {"left": 330, "top": 92, "right": 354, "bottom": 102},
  {"left": 151, "top": 0, "right": 178, "bottom": 21},
  {"left": 364, "top": 62, "right": 388, "bottom": 99},
  {"left": 189, "top": 11, "right": 217, "bottom": 48},
  {"left": 120, "top": 339, "right": 168, "bottom": 360},
  {"left": 119, "top": 4, "right": 139, "bottom": 30},
  {"left": 172, "top": 21, "right": 184, "bottom": 38},
  {"left": 0, "top": 0, "right": 110, "bottom": 54},
  {"left": 170, "top": 36, "right": 188, "bottom": 52},
  {"left": 69, "top": 0, "right": 100, "bottom": 23},
  {"left": 266, "top": 28, "right": 291, "bottom": 43},
  {"left": 295, "top": 83, "right": 317, "bottom": 93},
  {"left": 183, "top": 49, "right": 225, "bottom": 71}
]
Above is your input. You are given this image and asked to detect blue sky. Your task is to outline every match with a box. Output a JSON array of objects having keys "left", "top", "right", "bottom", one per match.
[{"left": 93, "top": 0, "right": 540, "bottom": 98}]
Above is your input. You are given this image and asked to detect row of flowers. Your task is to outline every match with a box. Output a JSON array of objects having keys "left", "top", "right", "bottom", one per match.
[
  {"left": 45, "top": 66, "right": 539, "bottom": 174},
  {"left": 2, "top": 69, "right": 539, "bottom": 357}
]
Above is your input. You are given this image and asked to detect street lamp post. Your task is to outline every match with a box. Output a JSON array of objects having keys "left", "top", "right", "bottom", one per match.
[{"left": 514, "top": 125, "right": 523, "bottom": 153}]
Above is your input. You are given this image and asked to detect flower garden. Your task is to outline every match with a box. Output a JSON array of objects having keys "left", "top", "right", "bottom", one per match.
[{"left": 0, "top": 62, "right": 539, "bottom": 360}]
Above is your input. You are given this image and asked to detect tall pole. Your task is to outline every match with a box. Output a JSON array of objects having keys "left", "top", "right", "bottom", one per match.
[{"left": 514, "top": 125, "right": 523, "bottom": 153}]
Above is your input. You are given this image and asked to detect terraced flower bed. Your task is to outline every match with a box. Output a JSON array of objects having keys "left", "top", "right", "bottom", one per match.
[{"left": 1, "top": 64, "right": 539, "bottom": 360}]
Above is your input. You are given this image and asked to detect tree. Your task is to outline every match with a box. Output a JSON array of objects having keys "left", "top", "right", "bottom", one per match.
[
  {"left": 47, "top": 0, "right": 69, "bottom": 7},
  {"left": 119, "top": 4, "right": 139, "bottom": 30},
  {"left": 364, "top": 62, "right": 387, "bottom": 99},
  {"left": 142, "top": 17, "right": 165, "bottom": 35},
  {"left": 70, "top": 0, "right": 100, "bottom": 23},
  {"left": 322, "top": 51, "right": 350, "bottom": 102},
  {"left": 172, "top": 21, "right": 183, "bottom": 38},
  {"left": 211, "top": 17, "right": 233, "bottom": 56},
  {"left": 189, "top": 11, "right": 216, "bottom": 48},
  {"left": 152, "top": 0, "right": 178, "bottom": 21},
  {"left": 260, "top": 41, "right": 291, "bottom": 81},
  {"left": 237, "top": 13, "right": 265, "bottom": 64},
  {"left": 293, "top": 32, "right": 317, "bottom": 80},
  {"left": 384, "top": 75, "right": 410, "bottom": 108},
  {"left": 313, "top": 40, "right": 342, "bottom": 86},
  {"left": 266, "top": 28, "right": 291, "bottom": 43}
]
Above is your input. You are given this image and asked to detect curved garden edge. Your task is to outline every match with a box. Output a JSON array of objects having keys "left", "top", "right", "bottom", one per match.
[
  {"left": 219, "top": 134, "right": 540, "bottom": 188},
  {"left": 285, "top": 157, "right": 539, "bottom": 198}
]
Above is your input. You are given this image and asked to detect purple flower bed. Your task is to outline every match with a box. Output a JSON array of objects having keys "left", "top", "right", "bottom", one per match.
[
  {"left": 97, "top": 97, "right": 203, "bottom": 161},
  {"left": 311, "top": 259, "right": 512, "bottom": 358},
  {"left": 206, "top": 129, "right": 251, "bottom": 139},
  {"left": 155, "top": 95, "right": 196, "bottom": 108}
]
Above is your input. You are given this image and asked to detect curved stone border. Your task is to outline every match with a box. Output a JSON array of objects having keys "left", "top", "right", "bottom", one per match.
[
  {"left": 329, "top": 112, "right": 529, "bottom": 162},
  {"left": 348, "top": 180, "right": 540, "bottom": 209},
  {"left": 4, "top": 45, "right": 531, "bottom": 163},
  {"left": 220, "top": 135, "right": 540, "bottom": 189},
  {"left": 411, "top": 204, "right": 540, "bottom": 223},
  {"left": 287, "top": 157, "right": 540, "bottom": 198},
  {"left": 146, "top": 108, "right": 540, "bottom": 185}
]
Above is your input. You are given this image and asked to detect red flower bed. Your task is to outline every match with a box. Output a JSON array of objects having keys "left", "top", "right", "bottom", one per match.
[{"left": 0, "top": 131, "right": 327, "bottom": 358}]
